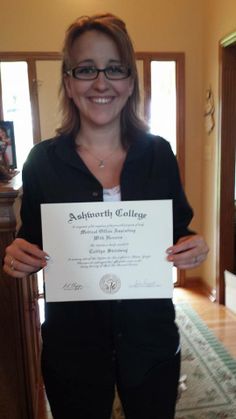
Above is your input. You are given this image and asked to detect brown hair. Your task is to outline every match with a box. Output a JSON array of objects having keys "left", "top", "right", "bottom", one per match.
[{"left": 57, "top": 13, "right": 147, "bottom": 144}]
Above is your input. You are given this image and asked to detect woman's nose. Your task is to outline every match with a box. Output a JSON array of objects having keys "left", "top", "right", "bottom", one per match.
[{"left": 92, "top": 71, "right": 109, "bottom": 90}]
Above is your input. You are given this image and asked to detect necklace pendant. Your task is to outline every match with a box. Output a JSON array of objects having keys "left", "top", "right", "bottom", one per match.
[{"left": 99, "top": 160, "right": 105, "bottom": 168}]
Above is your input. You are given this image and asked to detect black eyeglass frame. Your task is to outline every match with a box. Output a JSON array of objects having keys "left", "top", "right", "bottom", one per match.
[{"left": 65, "top": 65, "right": 131, "bottom": 80}]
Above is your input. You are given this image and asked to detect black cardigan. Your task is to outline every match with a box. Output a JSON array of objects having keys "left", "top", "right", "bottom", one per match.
[
  {"left": 18, "top": 132, "right": 194, "bottom": 384},
  {"left": 19, "top": 132, "right": 193, "bottom": 245}
]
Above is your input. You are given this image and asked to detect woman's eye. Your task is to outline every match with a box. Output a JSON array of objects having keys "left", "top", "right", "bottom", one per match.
[
  {"left": 77, "top": 67, "right": 96, "bottom": 74},
  {"left": 107, "top": 66, "right": 124, "bottom": 74}
]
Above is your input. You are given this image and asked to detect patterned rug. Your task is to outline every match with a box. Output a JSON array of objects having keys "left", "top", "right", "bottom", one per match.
[{"left": 112, "top": 303, "right": 236, "bottom": 419}]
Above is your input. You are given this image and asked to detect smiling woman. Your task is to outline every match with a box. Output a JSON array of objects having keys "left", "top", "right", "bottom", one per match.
[{"left": 3, "top": 13, "right": 208, "bottom": 419}]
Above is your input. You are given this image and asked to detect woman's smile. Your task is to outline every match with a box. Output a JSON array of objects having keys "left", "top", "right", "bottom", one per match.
[{"left": 88, "top": 96, "right": 115, "bottom": 105}]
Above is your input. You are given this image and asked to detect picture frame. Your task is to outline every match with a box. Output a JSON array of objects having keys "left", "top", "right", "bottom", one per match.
[{"left": 0, "top": 121, "right": 17, "bottom": 170}]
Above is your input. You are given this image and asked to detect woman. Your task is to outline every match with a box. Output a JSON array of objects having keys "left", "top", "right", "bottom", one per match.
[{"left": 3, "top": 14, "right": 208, "bottom": 419}]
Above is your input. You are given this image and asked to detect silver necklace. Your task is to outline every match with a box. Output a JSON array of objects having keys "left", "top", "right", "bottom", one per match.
[{"left": 76, "top": 144, "right": 119, "bottom": 169}]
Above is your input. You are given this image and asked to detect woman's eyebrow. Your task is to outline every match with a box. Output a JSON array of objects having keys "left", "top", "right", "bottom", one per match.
[
  {"left": 72, "top": 59, "right": 94, "bottom": 66},
  {"left": 74, "top": 59, "right": 122, "bottom": 66}
]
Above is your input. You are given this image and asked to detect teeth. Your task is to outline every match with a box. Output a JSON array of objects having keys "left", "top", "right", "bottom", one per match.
[{"left": 91, "top": 97, "right": 112, "bottom": 104}]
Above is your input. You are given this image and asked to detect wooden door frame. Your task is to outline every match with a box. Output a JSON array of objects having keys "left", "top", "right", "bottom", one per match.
[
  {"left": 217, "top": 34, "right": 236, "bottom": 303},
  {"left": 136, "top": 52, "right": 185, "bottom": 286},
  {"left": 0, "top": 52, "right": 61, "bottom": 144}
]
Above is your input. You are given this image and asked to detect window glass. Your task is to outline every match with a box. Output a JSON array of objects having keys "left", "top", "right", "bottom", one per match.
[
  {"left": 0, "top": 61, "right": 34, "bottom": 170},
  {"left": 150, "top": 61, "right": 176, "bottom": 154}
]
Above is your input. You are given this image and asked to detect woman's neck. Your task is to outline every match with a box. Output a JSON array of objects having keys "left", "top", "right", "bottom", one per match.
[{"left": 75, "top": 124, "right": 123, "bottom": 151}]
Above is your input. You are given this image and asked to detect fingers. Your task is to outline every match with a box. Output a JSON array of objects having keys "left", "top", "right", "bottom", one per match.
[
  {"left": 4, "top": 256, "right": 47, "bottom": 278},
  {"left": 166, "top": 235, "right": 209, "bottom": 270},
  {"left": 171, "top": 252, "right": 207, "bottom": 270},
  {"left": 3, "top": 238, "right": 49, "bottom": 278}
]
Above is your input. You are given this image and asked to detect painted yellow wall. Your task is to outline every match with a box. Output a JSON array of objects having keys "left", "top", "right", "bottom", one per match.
[
  {"left": 201, "top": 0, "right": 236, "bottom": 289},
  {"left": 1, "top": 0, "right": 206, "bottom": 279}
]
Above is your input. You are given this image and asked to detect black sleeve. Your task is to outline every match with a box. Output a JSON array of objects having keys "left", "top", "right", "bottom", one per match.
[
  {"left": 165, "top": 142, "right": 195, "bottom": 243},
  {"left": 17, "top": 149, "right": 43, "bottom": 248}
]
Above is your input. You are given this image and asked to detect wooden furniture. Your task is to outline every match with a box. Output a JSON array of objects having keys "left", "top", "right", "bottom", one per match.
[
  {"left": 234, "top": 201, "right": 236, "bottom": 274},
  {"left": 0, "top": 173, "right": 41, "bottom": 419}
]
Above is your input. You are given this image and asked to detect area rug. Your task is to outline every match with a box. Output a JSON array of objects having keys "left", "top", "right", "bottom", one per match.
[
  {"left": 175, "top": 303, "right": 236, "bottom": 418},
  {"left": 112, "top": 303, "right": 236, "bottom": 419}
]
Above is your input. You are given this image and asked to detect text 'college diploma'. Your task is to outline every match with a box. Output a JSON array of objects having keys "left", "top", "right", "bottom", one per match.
[{"left": 41, "top": 200, "right": 173, "bottom": 302}]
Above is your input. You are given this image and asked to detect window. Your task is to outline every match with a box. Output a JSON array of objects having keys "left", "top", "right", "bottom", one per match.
[
  {"left": 150, "top": 61, "right": 176, "bottom": 154},
  {"left": 0, "top": 52, "right": 61, "bottom": 170},
  {"left": 0, "top": 61, "right": 34, "bottom": 170},
  {"left": 136, "top": 52, "right": 185, "bottom": 285}
]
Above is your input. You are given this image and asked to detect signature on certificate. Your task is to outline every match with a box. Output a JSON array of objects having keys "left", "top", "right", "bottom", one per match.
[
  {"left": 62, "top": 282, "right": 83, "bottom": 291},
  {"left": 130, "top": 279, "right": 161, "bottom": 288}
]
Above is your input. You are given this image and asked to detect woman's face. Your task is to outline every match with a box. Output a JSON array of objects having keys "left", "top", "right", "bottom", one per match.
[{"left": 64, "top": 30, "right": 134, "bottom": 132}]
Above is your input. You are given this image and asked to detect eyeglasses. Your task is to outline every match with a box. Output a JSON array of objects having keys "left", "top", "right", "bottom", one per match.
[{"left": 65, "top": 65, "right": 131, "bottom": 80}]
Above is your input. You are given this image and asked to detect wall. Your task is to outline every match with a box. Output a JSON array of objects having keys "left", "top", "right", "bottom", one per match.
[
  {"left": 202, "top": 0, "right": 236, "bottom": 289},
  {"left": 1, "top": 0, "right": 205, "bottom": 279}
]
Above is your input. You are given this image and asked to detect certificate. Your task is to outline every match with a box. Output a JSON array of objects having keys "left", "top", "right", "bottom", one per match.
[{"left": 41, "top": 200, "right": 173, "bottom": 302}]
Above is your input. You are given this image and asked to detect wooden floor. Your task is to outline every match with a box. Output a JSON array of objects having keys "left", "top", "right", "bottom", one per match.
[
  {"left": 174, "top": 282, "right": 236, "bottom": 358},
  {"left": 38, "top": 282, "right": 236, "bottom": 418}
]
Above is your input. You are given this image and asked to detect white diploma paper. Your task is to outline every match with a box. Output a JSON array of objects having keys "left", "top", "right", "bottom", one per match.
[{"left": 41, "top": 200, "right": 173, "bottom": 302}]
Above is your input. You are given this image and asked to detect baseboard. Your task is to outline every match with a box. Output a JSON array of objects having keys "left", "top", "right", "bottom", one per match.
[{"left": 180, "top": 276, "right": 216, "bottom": 302}]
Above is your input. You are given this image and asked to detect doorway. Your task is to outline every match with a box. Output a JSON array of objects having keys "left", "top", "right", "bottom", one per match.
[
  {"left": 217, "top": 37, "right": 236, "bottom": 303},
  {"left": 136, "top": 52, "right": 185, "bottom": 286}
]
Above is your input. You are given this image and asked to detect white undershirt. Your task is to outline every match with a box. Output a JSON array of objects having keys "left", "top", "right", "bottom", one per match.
[{"left": 103, "top": 185, "right": 121, "bottom": 202}]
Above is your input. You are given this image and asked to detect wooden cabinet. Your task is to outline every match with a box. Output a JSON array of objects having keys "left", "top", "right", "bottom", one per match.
[
  {"left": 0, "top": 174, "right": 41, "bottom": 419},
  {"left": 234, "top": 202, "right": 236, "bottom": 274}
]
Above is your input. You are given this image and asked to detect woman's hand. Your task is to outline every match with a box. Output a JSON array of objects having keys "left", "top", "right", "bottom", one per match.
[
  {"left": 3, "top": 238, "right": 49, "bottom": 278},
  {"left": 166, "top": 235, "right": 209, "bottom": 269}
]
